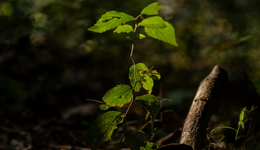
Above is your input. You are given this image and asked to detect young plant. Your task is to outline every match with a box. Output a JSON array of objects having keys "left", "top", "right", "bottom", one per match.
[
  {"left": 87, "top": 2, "right": 178, "bottom": 150},
  {"left": 209, "top": 106, "right": 257, "bottom": 149}
]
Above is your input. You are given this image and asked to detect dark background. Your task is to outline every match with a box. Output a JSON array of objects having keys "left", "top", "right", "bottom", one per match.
[{"left": 1, "top": 0, "right": 260, "bottom": 149}]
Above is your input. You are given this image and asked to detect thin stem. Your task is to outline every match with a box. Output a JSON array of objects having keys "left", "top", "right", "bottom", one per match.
[
  {"left": 86, "top": 98, "right": 103, "bottom": 103},
  {"left": 235, "top": 124, "right": 240, "bottom": 140},
  {"left": 247, "top": 118, "right": 253, "bottom": 137},
  {"left": 86, "top": 98, "right": 122, "bottom": 112},
  {"left": 117, "top": 13, "right": 142, "bottom": 150}
]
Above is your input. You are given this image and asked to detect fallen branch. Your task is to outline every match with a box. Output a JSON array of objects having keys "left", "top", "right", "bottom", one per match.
[{"left": 180, "top": 65, "right": 228, "bottom": 150}]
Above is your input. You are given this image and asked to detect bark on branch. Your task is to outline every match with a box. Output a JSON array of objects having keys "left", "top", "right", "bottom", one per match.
[{"left": 179, "top": 65, "right": 228, "bottom": 150}]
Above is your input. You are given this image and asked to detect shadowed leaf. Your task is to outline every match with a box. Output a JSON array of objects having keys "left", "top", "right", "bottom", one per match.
[
  {"left": 125, "top": 130, "right": 153, "bottom": 150},
  {"left": 89, "top": 111, "right": 124, "bottom": 150},
  {"left": 135, "top": 94, "right": 160, "bottom": 122}
]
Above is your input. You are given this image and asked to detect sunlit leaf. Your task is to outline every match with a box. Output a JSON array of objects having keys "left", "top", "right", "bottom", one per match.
[
  {"left": 89, "top": 111, "right": 124, "bottom": 150},
  {"left": 114, "top": 24, "right": 133, "bottom": 33},
  {"left": 141, "top": 2, "right": 164, "bottom": 15},
  {"left": 129, "top": 63, "right": 161, "bottom": 94},
  {"left": 239, "top": 107, "right": 247, "bottom": 129},
  {"left": 135, "top": 94, "right": 160, "bottom": 122},
  {"left": 129, "top": 63, "right": 149, "bottom": 92},
  {"left": 142, "top": 74, "right": 154, "bottom": 94},
  {"left": 102, "top": 84, "right": 133, "bottom": 108},
  {"left": 135, "top": 33, "right": 146, "bottom": 39},
  {"left": 138, "top": 16, "right": 166, "bottom": 28},
  {"left": 240, "top": 107, "right": 247, "bottom": 122},
  {"left": 88, "top": 11, "right": 134, "bottom": 33},
  {"left": 125, "top": 130, "right": 153, "bottom": 150},
  {"left": 145, "top": 21, "right": 178, "bottom": 46}
]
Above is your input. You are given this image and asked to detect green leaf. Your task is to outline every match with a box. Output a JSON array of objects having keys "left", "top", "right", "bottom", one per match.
[
  {"left": 150, "top": 70, "right": 161, "bottom": 80},
  {"left": 239, "top": 107, "right": 247, "bottom": 129},
  {"left": 125, "top": 130, "right": 153, "bottom": 150},
  {"left": 135, "top": 33, "right": 146, "bottom": 39},
  {"left": 129, "top": 63, "right": 161, "bottom": 94},
  {"left": 211, "top": 126, "right": 237, "bottom": 133},
  {"left": 239, "top": 107, "right": 247, "bottom": 122},
  {"left": 138, "top": 16, "right": 166, "bottom": 28},
  {"left": 114, "top": 24, "right": 133, "bottom": 33},
  {"left": 135, "top": 94, "right": 160, "bottom": 122},
  {"left": 102, "top": 84, "right": 133, "bottom": 108},
  {"left": 89, "top": 111, "right": 124, "bottom": 150},
  {"left": 142, "top": 74, "right": 154, "bottom": 94},
  {"left": 100, "top": 104, "right": 109, "bottom": 110},
  {"left": 145, "top": 21, "right": 178, "bottom": 46},
  {"left": 129, "top": 63, "right": 149, "bottom": 92},
  {"left": 88, "top": 11, "right": 134, "bottom": 33},
  {"left": 141, "top": 2, "right": 164, "bottom": 15},
  {"left": 126, "top": 36, "right": 133, "bottom": 41}
]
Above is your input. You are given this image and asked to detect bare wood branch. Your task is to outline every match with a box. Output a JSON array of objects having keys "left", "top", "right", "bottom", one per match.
[{"left": 179, "top": 65, "right": 229, "bottom": 150}]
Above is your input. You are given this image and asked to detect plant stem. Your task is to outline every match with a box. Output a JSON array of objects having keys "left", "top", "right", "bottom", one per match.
[
  {"left": 235, "top": 124, "right": 240, "bottom": 140},
  {"left": 117, "top": 14, "right": 142, "bottom": 150},
  {"left": 86, "top": 98, "right": 103, "bottom": 103}
]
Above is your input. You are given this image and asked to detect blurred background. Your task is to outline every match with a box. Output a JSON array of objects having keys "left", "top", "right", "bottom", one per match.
[{"left": 1, "top": 0, "right": 260, "bottom": 149}]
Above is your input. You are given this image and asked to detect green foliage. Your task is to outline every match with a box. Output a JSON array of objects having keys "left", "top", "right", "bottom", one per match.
[
  {"left": 89, "top": 111, "right": 124, "bottom": 150},
  {"left": 135, "top": 94, "right": 160, "bottom": 122},
  {"left": 135, "top": 33, "right": 146, "bottom": 39},
  {"left": 141, "top": 2, "right": 164, "bottom": 15},
  {"left": 145, "top": 22, "right": 178, "bottom": 46},
  {"left": 129, "top": 63, "right": 161, "bottom": 94},
  {"left": 87, "top": 2, "right": 177, "bottom": 149},
  {"left": 88, "top": 2, "right": 178, "bottom": 46},
  {"left": 114, "top": 24, "right": 133, "bottom": 33},
  {"left": 209, "top": 106, "right": 257, "bottom": 149},
  {"left": 125, "top": 130, "right": 153, "bottom": 150},
  {"left": 138, "top": 16, "right": 166, "bottom": 28},
  {"left": 238, "top": 106, "right": 257, "bottom": 129},
  {"left": 239, "top": 107, "right": 247, "bottom": 129},
  {"left": 102, "top": 84, "right": 133, "bottom": 108},
  {"left": 88, "top": 11, "right": 134, "bottom": 33}
]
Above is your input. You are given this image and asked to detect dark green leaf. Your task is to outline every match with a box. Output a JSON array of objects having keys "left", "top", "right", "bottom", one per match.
[
  {"left": 126, "top": 36, "right": 133, "bottom": 40},
  {"left": 138, "top": 16, "right": 166, "bottom": 28},
  {"left": 150, "top": 70, "right": 161, "bottom": 80},
  {"left": 89, "top": 111, "right": 124, "bottom": 150},
  {"left": 114, "top": 24, "right": 133, "bottom": 33},
  {"left": 125, "top": 130, "right": 153, "bottom": 150},
  {"left": 145, "top": 21, "right": 178, "bottom": 46},
  {"left": 141, "top": 2, "right": 164, "bottom": 15},
  {"left": 135, "top": 94, "right": 160, "bottom": 122},
  {"left": 102, "top": 84, "right": 133, "bottom": 108},
  {"left": 88, "top": 11, "right": 134, "bottom": 33},
  {"left": 100, "top": 104, "right": 109, "bottom": 110}
]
